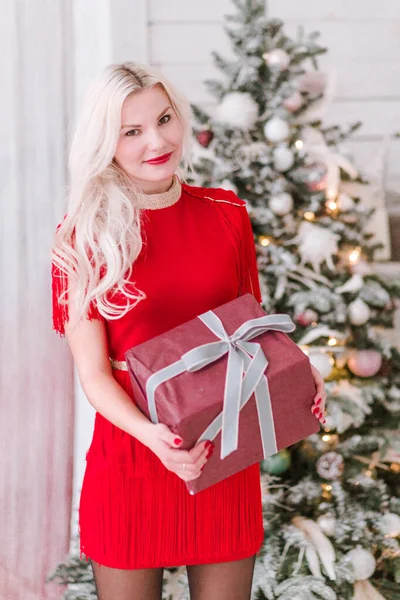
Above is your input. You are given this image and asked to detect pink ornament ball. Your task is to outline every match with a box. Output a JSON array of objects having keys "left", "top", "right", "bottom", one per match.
[
  {"left": 347, "top": 349, "right": 382, "bottom": 378},
  {"left": 283, "top": 91, "right": 303, "bottom": 113}
]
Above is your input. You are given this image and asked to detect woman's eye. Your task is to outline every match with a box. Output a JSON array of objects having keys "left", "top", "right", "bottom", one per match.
[{"left": 125, "top": 114, "right": 171, "bottom": 137}]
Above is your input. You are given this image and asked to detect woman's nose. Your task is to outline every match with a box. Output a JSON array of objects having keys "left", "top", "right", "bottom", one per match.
[{"left": 146, "top": 128, "right": 165, "bottom": 150}]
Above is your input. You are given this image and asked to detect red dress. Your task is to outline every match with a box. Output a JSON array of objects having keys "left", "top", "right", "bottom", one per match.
[{"left": 52, "top": 182, "right": 264, "bottom": 569}]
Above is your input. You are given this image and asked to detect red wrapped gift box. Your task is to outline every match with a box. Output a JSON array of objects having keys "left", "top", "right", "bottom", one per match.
[{"left": 125, "top": 293, "right": 320, "bottom": 494}]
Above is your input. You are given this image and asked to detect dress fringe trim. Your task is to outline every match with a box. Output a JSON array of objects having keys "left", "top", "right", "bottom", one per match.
[{"left": 79, "top": 460, "right": 264, "bottom": 569}]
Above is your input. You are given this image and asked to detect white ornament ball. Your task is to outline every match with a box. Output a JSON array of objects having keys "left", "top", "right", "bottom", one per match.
[
  {"left": 348, "top": 297, "right": 371, "bottom": 326},
  {"left": 221, "top": 179, "right": 238, "bottom": 194},
  {"left": 265, "top": 48, "right": 290, "bottom": 71},
  {"left": 283, "top": 91, "right": 304, "bottom": 113},
  {"left": 347, "top": 349, "right": 382, "bottom": 378},
  {"left": 379, "top": 513, "right": 400, "bottom": 537},
  {"left": 269, "top": 192, "right": 294, "bottom": 216},
  {"left": 308, "top": 351, "right": 333, "bottom": 380},
  {"left": 317, "top": 514, "right": 336, "bottom": 537},
  {"left": 346, "top": 547, "right": 376, "bottom": 581},
  {"left": 338, "top": 193, "right": 355, "bottom": 212},
  {"left": 214, "top": 92, "right": 259, "bottom": 130},
  {"left": 264, "top": 117, "right": 290, "bottom": 143},
  {"left": 273, "top": 146, "right": 295, "bottom": 172}
]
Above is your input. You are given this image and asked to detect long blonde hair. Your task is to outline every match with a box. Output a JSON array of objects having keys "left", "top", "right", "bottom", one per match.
[{"left": 51, "top": 62, "right": 194, "bottom": 328}]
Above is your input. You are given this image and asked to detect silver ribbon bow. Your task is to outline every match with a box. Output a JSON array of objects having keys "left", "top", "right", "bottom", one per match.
[{"left": 146, "top": 310, "right": 295, "bottom": 459}]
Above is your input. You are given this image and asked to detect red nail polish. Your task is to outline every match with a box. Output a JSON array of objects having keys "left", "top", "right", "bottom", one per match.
[
  {"left": 206, "top": 446, "right": 214, "bottom": 459},
  {"left": 312, "top": 406, "right": 319, "bottom": 414},
  {"left": 174, "top": 437, "right": 182, "bottom": 445},
  {"left": 205, "top": 440, "right": 213, "bottom": 449},
  {"left": 315, "top": 397, "right": 322, "bottom": 405}
]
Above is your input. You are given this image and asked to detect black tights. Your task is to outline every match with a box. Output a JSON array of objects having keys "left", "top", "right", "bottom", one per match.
[{"left": 90, "top": 554, "right": 256, "bottom": 600}]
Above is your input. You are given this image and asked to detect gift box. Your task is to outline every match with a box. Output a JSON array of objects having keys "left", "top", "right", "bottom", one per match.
[{"left": 125, "top": 293, "right": 320, "bottom": 494}]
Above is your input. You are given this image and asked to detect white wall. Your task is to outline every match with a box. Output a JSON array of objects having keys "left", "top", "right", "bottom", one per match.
[{"left": 1, "top": 1, "right": 75, "bottom": 597}]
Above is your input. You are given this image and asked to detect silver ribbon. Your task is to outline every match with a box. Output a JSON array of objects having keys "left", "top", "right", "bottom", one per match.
[{"left": 145, "top": 310, "right": 295, "bottom": 459}]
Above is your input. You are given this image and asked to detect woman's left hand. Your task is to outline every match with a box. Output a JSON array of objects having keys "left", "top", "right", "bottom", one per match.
[{"left": 310, "top": 364, "right": 327, "bottom": 425}]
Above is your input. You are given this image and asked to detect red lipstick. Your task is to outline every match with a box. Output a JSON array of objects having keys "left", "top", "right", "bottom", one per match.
[{"left": 145, "top": 152, "right": 173, "bottom": 165}]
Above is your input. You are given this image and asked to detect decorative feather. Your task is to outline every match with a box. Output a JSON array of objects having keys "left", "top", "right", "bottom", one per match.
[
  {"left": 292, "top": 516, "right": 336, "bottom": 581},
  {"left": 305, "top": 544, "right": 323, "bottom": 578}
]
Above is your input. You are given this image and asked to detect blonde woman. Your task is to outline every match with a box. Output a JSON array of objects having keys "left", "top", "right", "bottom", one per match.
[{"left": 51, "top": 62, "right": 326, "bottom": 600}]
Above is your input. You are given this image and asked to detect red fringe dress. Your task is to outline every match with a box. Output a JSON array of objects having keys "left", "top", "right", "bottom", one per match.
[{"left": 52, "top": 182, "right": 265, "bottom": 569}]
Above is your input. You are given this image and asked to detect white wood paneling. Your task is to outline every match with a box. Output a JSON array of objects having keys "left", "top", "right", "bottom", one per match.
[
  {"left": 149, "top": 0, "right": 233, "bottom": 21},
  {"left": 149, "top": 21, "right": 400, "bottom": 64},
  {"left": 111, "top": 0, "right": 149, "bottom": 63},
  {"left": 149, "top": 0, "right": 400, "bottom": 22},
  {"left": 0, "top": 1, "right": 74, "bottom": 598},
  {"left": 268, "top": 0, "right": 400, "bottom": 21}
]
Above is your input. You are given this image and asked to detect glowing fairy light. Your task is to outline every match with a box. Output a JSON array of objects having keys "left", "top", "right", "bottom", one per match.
[
  {"left": 259, "top": 236, "right": 271, "bottom": 247},
  {"left": 304, "top": 212, "right": 315, "bottom": 221},
  {"left": 327, "top": 200, "right": 338, "bottom": 212},
  {"left": 348, "top": 247, "right": 361, "bottom": 264}
]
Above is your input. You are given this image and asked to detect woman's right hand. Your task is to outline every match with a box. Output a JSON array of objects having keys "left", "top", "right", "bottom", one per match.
[{"left": 143, "top": 423, "right": 214, "bottom": 482}]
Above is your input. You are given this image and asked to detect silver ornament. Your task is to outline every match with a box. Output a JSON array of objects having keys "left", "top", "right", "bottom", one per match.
[
  {"left": 273, "top": 146, "right": 295, "bottom": 171},
  {"left": 316, "top": 452, "right": 344, "bottom": 480},
  {"left": 348, "top": 297, "right": 371, "bottom": 326},
  {"left": 264, "top": 48, "right": 290, "bottom": 70},
  {"left": 264, "top": 116, "right": 290, "bottom": 143},
  {"left": 379, "top": 513, "right": 400, "bottom": 537},
  {"left": 346, "top": 547, "right": 376, "bottom": 581},
  {"left": 214, "top": 92, "right": 259, "bottom": 130},
  {"left": 269, "top": 192, "right": 293, "bottom": 216}
]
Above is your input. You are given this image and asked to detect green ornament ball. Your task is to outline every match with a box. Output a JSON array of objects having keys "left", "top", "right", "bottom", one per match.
[{"left": 261, "top": 449, "right": 292, "bottom": 475}]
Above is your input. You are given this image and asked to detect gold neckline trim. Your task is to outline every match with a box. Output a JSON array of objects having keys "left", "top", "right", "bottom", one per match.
[{"left": 136, "top": 174, "right": 182, "bottom": 210}]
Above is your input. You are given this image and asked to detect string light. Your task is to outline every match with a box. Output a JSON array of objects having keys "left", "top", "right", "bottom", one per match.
[
  {"left": 321, "top": 433, "right": 339, "bottom": 451},
  {"left": 295, "top": 140, "right": 304, "bottom": 151},
  {"left": 259, "top": 235, "right": 271, "bottom": 247},
  {"left": 328, "top": 337, "right": 337, "bottom": 346},
  {"left": 348, "top": 247, "right": 362, "bottom": 264},
  {"left": 326, "top": 200, "right": 339, "bottom": 214},
  {"left": 321, "top": 482, "right": 333, "bottom": 500},
  {"left": 304, "top": 211, "right": 315, "bottom": 221}
]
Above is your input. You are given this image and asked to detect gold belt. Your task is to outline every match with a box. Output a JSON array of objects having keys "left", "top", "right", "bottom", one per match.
[{"left": 109, "top": 357, "right": 128, "bottom": 371}]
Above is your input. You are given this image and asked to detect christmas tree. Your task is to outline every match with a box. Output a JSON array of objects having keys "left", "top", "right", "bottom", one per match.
[
  {"left": 47, "top": 2, "right": 400, "bottom": 599},
  {"left": 188, "top": 1, "right": 400, "bottom": 599}
]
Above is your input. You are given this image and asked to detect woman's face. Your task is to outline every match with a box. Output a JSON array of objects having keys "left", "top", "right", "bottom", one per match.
[{"left": 114, "top": 86, "right": 184, "bottom": 194}]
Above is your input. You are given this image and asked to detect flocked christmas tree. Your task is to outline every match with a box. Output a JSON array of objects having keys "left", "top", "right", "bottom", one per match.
[{"left": 48, "top": 1, "right": 400, "bottom": 599}]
